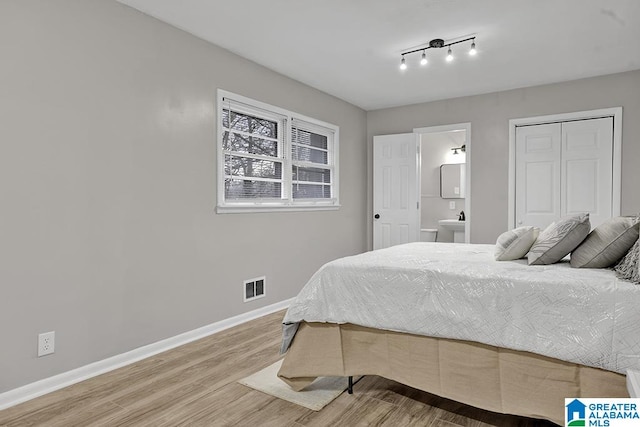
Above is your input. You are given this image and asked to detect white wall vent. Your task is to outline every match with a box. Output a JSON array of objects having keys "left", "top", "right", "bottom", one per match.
[{"left": 243, "top": 276, "right": 266, "bottom": 302}]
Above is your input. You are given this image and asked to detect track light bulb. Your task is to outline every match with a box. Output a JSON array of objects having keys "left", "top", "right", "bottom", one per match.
[
  {"left": 400, "top": 56, "right": 407, "bottom": 70},
  {"left": 420, "top": 51, "right": 427, "bottom": 65},
  {"left": 446, "top": 47, "right": 453, "bottom": 62},
  {"left": 469, "top": 41, "right": 477, "bottom": 56}
]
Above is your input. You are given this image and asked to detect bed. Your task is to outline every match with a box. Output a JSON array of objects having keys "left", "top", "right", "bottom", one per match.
[{"left": 277, "top": 242, "right": 640, "bottom": 425}]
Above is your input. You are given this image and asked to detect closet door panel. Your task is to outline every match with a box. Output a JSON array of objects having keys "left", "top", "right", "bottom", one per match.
[
  {"left": 515, "top": 123, "right": 562, "bottom": 229},
  {"left": 565, "top": 160, "right": 598, "bottom": 213},
  {"left": 561, "top": 117, "right": 613, "bottom": 228}
]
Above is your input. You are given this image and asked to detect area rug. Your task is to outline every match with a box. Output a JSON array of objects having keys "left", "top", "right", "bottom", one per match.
[{"left": 238, "top": 359, "right": 348, "bottom": 411}]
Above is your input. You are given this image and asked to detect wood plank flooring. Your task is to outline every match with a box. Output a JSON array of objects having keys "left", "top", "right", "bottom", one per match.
[{"left": 0, "top": 310, "right": 556, "bottom": 426}]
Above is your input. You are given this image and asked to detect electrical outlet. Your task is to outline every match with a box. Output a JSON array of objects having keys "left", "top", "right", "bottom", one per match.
[
  {"left": 449, "top": 201, "right": 456, "bottom": 210},
  {"left": 38, "top": 331, "right": 55, "bottom": 357}
]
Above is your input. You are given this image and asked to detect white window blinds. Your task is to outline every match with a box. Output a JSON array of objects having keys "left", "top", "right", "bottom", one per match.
[
  {"left": 217, "top": 90, "right": 339, "bottom": 213},
  {"left": 291, "top": 121, "right": 334, "bottom": 200},
  {"left": 221, "top": 100, "right": 286, "bottom": 201}
]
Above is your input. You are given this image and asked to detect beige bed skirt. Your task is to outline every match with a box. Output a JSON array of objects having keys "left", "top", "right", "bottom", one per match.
[{"left": 277, "top": 322, "right": 628, "bottom": 425}]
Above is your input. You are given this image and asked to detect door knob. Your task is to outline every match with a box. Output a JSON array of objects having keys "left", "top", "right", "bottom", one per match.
[{"left": 374, "top": 214, "right": 380, "bottom": 219}]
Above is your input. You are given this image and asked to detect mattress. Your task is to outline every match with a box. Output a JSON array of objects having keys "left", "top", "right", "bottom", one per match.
[{"left": 282, "top": 242, "right": 640, "bottom": 374}]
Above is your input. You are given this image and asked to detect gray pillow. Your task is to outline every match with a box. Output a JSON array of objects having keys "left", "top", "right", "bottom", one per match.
[
  {"left": 495, "top": 226, "right": 539, "bottom": 261},
  {"left": 570, "top": 216, "right": 640, "bottom": 268},
  {"left": 613, "top": 238, "right": 640, "bottom": 284},
  {"left": 527, "top": 213, "right": 590, "bottom": 265}
]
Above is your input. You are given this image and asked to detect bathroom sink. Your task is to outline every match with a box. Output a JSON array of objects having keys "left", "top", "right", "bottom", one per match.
[
  {"left": 438, "top": 219, "right": 465, "bottom": 231},
  {"left": 438, "top": 219, "right": 466, "bottom": 242}
]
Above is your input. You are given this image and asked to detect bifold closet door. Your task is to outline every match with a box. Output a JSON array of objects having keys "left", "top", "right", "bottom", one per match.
[
  {"left": 515, "top": 123, "right": 562, "bottom": 230},
  {"left": 515, "top": 117, "right": 613, "bottom": 230},
  {"left": 561, "top": 117, "right": 613, "bottom": 228}
]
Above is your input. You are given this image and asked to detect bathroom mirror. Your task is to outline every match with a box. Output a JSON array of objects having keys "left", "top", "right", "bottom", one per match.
[{"left": 440, "top": 163, "right": 466, "bottom": 199}]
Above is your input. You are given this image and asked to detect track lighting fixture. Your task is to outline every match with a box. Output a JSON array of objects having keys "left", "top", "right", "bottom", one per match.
[{"left": 399, "top": 36, "right": 477, "bottom": 70}]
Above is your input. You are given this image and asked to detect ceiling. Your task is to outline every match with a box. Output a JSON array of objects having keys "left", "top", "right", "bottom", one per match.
[{"left": 117, "top": 0, "right": 640, "bottom": 111}]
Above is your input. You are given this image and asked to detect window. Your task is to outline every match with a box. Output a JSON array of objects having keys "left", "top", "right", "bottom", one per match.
[{"left": 217, "top": 90, "right": 339, "bottom": 213}]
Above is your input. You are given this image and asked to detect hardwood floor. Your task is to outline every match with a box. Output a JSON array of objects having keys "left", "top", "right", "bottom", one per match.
[{"left": 0, "top": 310, "right": 556, "bottom": 426}]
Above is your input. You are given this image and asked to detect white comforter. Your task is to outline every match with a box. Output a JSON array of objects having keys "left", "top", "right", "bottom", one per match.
[{"left": 283, "top": 242, "right": 640, "bottom": 374}]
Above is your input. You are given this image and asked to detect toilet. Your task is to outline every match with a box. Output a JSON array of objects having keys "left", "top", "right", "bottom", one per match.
[{"left": 420, "top": 228, "right": 438, "bottom": 242}]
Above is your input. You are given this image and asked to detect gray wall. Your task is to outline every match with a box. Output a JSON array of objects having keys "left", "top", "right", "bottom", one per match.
[
  {"left": 367, "top": 70, "right": 640, "bottom": 245},
  {"left": 0, "top": 0, "right": 367, "bottom": 393}
]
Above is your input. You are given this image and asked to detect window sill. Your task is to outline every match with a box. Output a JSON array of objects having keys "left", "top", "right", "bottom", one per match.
[{"left": 216, "top": 204, "right": 341, "bottom": 214}]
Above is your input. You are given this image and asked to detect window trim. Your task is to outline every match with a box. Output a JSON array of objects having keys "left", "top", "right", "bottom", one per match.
[{"left": 216, "top": 89, "right": 340, "bottom": 213}]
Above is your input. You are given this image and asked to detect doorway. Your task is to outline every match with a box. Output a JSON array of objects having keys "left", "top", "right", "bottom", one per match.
[
  {"left": 414, "top": 123, "right": 471, "bottom": 243},
  {"left": 371, "top": 123, "right": 471, "bottom": 250}
]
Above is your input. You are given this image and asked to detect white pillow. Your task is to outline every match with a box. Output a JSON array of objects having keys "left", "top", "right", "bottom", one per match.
[
  {"left": 495, "top": 226, "right": 540, "bottom": 261},
  {"left": 527, "top": 213, "right": 591, "bottom": 265},
  {"left": 570, "top": 215, "right": 640, "bottom": 268}
]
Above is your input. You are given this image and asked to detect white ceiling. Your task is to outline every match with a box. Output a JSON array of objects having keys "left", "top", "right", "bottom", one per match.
[{"left": 117, "top": 0, "right": 640, "bottom": 111}]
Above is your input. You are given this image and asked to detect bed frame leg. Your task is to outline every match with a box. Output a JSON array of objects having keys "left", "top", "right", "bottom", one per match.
[{"left": 347, "top": 376, "right": 353, "bottom": 394}]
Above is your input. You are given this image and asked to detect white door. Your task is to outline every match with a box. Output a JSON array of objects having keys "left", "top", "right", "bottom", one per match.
[
  {"left": 515, "top": 123, "right": 561, "bottom": 229},
  {"left": 373, "top": 133, "right": 420, "bottom": 250},
  {"left": 515, "top": 117, "right": 614, "bottom": 230},
  {"left": 561, "top": 117, "right": 613, "bottom": 228}
]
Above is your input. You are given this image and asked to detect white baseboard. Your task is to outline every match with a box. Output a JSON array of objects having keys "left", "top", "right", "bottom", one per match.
[{"left": 0, "top": 298, "right": 293, "bottom": 411}]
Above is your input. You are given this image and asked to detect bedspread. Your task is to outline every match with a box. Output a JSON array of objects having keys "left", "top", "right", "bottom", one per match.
[{"left": 282, "top": 242, "right": 640, "bottom": 374}]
